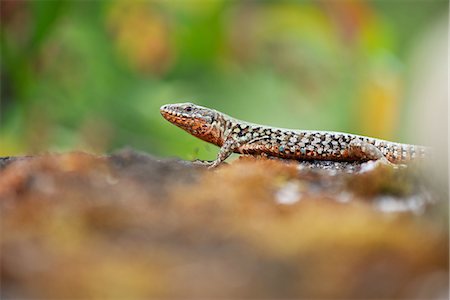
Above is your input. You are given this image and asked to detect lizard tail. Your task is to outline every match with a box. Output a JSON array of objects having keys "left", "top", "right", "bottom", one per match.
[{"left": 386, "top": 143, "right": 429, "bottom": 163}]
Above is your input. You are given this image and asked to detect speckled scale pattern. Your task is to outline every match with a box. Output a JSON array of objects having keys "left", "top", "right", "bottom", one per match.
[
  {"left": 221, "top": 120, "right": 426, "bottom": 164},
  {"left": 160, "top": 103, "right": 428, "bottom": 166}
]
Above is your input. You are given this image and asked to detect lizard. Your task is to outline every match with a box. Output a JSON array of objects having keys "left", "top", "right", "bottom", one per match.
[{"left": 160, "top": 102, "right": 428, "bottom": 168}]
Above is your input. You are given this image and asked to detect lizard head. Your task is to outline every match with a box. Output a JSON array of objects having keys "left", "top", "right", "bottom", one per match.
[{"left": 160, "top": 103, "right": 224, "bottom": 145}]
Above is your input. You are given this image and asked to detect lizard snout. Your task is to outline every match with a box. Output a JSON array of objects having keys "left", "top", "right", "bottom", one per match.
[{"left": 160, "top": 104, "right": 169, "bottom": 113}]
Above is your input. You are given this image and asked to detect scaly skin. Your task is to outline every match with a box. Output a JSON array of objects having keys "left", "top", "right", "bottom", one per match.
[{"left": 160, "top": 103, "right": 428, "bottom": 168}]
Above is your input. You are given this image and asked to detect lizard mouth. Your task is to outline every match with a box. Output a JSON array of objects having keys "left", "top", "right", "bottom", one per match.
[
  {"left": 160, "top": 104, "right": 174, "bottom": 116},
  {"left": 160, "top": 105, "right": 196, "bottom": 129},
  {"left": 160, "top": 105, "right": 181, "bottom": 122},
  {"left": 160, "top": 104, "right": 189, "bottom": 119}
]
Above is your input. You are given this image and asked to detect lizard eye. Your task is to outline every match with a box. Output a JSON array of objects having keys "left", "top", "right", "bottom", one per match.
[{"left": 185, "top": 106, "right": 192, "bottom": 112}]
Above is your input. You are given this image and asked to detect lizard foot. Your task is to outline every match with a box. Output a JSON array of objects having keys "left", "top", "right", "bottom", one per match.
[
  {"left": 191, "top": 159, "right": 224, "bottom": 169},
  {"left": 348, "top": 138, "right": 408, "bottom": 170}
]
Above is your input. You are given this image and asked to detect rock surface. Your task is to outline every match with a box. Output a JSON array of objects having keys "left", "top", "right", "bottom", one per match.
[{"left": 0, "top": 150, "right": 448, "bottom": 299}]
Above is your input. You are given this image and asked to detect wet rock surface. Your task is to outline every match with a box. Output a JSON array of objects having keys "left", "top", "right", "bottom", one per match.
[{"left": 0, "top": 150, "right": 448, "bottom": 299}]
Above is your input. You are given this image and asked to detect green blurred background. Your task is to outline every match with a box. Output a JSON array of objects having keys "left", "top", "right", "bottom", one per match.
[{"left": 1, "top": 0, "right": 448, "bottom": 161}]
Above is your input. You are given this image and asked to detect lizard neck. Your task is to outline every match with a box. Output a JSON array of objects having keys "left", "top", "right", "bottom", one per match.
[
  {"left": 193, "top": 113, "right": 230, "bottom": 147},
  {"left": 215, "top": 114, "right": 233, "bottom": 147}
]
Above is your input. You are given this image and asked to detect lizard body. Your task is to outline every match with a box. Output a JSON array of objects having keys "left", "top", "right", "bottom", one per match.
[{"left": 160, "top": 103, "right": 428, "bottom": 168}]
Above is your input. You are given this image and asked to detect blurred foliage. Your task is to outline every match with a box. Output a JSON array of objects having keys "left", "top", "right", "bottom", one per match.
[{"left": 0, "top": 0, "right": 447, "bottom": 159}]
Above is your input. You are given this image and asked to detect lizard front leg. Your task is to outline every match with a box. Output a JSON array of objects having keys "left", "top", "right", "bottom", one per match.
[
  {"left": 205, "top": 130, "right": 269, "bottom": 168},
  {"left": 192, "top": 138, "right": 239, "bottom": 169},
  {"left": 209, "top": 138, "right": 239, "bottom": 168}
]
